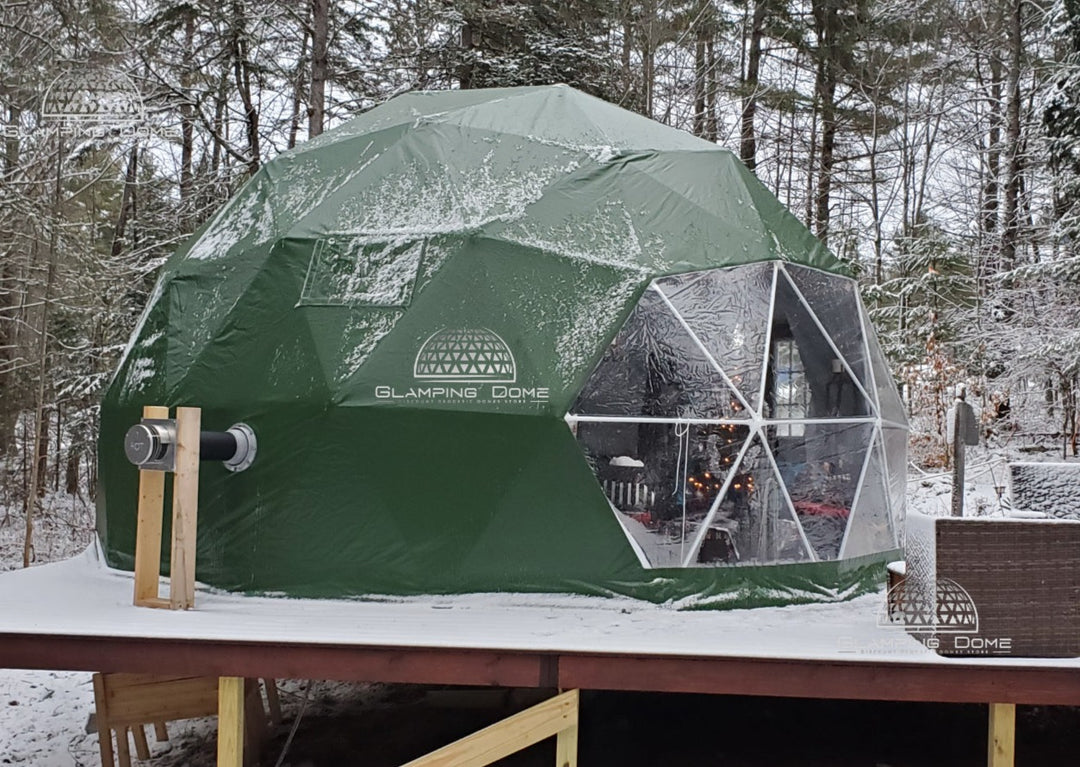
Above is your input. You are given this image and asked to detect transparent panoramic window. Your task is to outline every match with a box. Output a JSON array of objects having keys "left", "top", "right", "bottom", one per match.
[
  {"left": 783, "top": 265, "right": 872, "bottom": 398},
  {"left": 769, "top": 423, "right": 873, "bottom": 560},
  {"left": 767, "top": 272, "right": 872, "bottom": 419},
  {"left": 860, "top": 304, "right": 908, "bottom": 425},
  {"left": 569, "top": 264, "right": 906, "bottom": 570},
  {"left": 575, "top": 421, "right": 749, "bottom": 568},
  {"left": 655, "top": 263, "right": 774, "bottom": 412},
  {"left": 689, "top": 435, "right": 812, "bottom": 566},
  {"left": 841, "top": 440, "right": 897, "bottom": 558},
  {"left": 772, "top": 336, "right": 808, "bottom": 437},
  {"left": 570, "top": 288, "right": 749, "bottom": 419},
  {"left": 881, "top": 427, "right": 908, "bottom": 543}
]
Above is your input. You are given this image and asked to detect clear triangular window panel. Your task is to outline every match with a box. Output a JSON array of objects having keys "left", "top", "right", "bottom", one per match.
[
  {"left": 860, "top": 304, "right": 908, "bottom": 425},
  {"left": 783, "top": 265, "right": 873, "bottom": 399},
  {"left": 841, "top": 439, "right": 897, "bottom": 558},
  {"left": 655, "top": 263, "right": 774, "bottom": 413},
  {"left": 767, "top": 270, "right": 873, "bottom": 418},
  {"left": 882, "top": 427, "right": 908, "bottom": 546},
  {"left": 691, "top": 434, "right": 813, "bottom": 566},
  {"left": 571, "top": 288, "right": 749, "bottom": 419},
  {"left": 769, "top": 422, "right": 873, "bottom": 560},
  {"left": 575, "top": 421, "right": 750, "bottom": 568}
]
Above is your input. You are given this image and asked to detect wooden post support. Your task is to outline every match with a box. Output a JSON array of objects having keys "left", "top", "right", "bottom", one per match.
[
  {"left": 133, "top": 405, "right": 169, "bottom": 607},
  {"left": 92, "top": 673, "right": 115, "bottom": 767},
  {"left": 217, "top": 676, "right": 245, "bottom": 767},
  {"left": 170, "top": 406, "right": 201, "bottom": 609},
  {"left": 554, "top": 717, "right": 578, "bottom": 767},
  {"left": 951, "top": 395, "right": 965, "bottom": 517},
  {"left": 263, "top": 679, "right": 282, "bottom": 725},
  {"left": 988, "top": 702, "right": 1015, "bottom": 767},
  {"left": 132, "top": 725, "right": 151, "bottom": 760},
  {"left": 400, "top": 689, "right": 579, "bottom": 767}
]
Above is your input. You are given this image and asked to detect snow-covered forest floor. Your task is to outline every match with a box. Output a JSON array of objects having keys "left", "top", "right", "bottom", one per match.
[{"left": 0, "top": 442, "right": 1076, "bottom": 766}]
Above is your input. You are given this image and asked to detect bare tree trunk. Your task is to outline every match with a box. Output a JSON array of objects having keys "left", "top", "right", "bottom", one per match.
[
  {"left": 812, "top": 0, "right": 838, "bottom": 246},
  {"left": 52, "top": 403, "right": 61, "bottom": 493},
  {"left": 982, "top": 54, "right": 1002, "bottom": 240},
  {"left": 211, "top": 74, "right": 228, "bottom": 180},
  {"left": 180, "top": 14, "right": 195, "bottom": 225},
  {"left": 1061, "top": 374, "right": 1077, "bottom": 458},
  {"left": 65, "top": 444, "right": 80, "bottom": 497},
  {"left": 868, "top": 119, "right": 883, "bottom": 284},
  {"left": 641, "top": 0, "right": 656, "bottom": 118},
  {"left": 704, "top": 35, "right": 717, "bottom": 142},
  {"left": 288, "top": 5, "right": 312, "bottom": 150},
  {"left": 740, "top": 0, "right": 766, "bottom": 171},
  {"left": 35, "top": 414, "right": 48, "bottom": 498},
  {"left": 459, "top": 22, "right": 474, "bottom": 88},
  {"left": 24, "top": 137, "right": 63, "bottom": 568},
  {"left": 1001, "top": 0, "right": 1022, "bottom": 271},
  {"left": 230, "top": 0, "right": 261, "bottom": 175},
  {"left": 110, "top": 145, "right": 138, "bottom": 258},
  {"left": 806, "top": 95, "right": 818, "bottom": 229},
  {"left": 308, "top": 0, "right": 328, "bottom": 138},
  {"left": 693, "top": 25, "right": 706, "bottom": 137},
  {"left": 0, "top": 102, "right": 22, "bottom": 458}
]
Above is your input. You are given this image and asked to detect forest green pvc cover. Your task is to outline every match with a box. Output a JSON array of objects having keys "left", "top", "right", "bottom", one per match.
[{"left": 98, "top": 85, "right": 899, "bottom": 608}]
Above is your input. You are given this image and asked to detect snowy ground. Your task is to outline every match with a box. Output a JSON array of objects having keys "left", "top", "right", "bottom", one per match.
[
  {"left": 0, "top": 443, "right": 1075, "bottom": 766},
  {"left": 0, "top": 491, "right": 229, "bottom": 766}
]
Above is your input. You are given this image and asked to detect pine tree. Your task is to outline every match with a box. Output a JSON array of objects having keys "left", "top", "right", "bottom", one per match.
[{"left": 448, "top": 0, "right": 623, "bottom": 101}]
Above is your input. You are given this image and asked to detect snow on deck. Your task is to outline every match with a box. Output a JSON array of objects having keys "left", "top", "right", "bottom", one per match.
[{"left": 2, "top": 543, "right": 1079, "bottom": 669}]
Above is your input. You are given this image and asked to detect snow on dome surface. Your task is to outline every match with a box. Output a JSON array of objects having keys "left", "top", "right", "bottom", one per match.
[{"left": 99, "top": 85, "right": 903, "bottom": 607}]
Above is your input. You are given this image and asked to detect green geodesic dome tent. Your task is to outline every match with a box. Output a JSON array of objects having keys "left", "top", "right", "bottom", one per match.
[{"left": 98, "top": 84, "right": 908, "bottom": 607}]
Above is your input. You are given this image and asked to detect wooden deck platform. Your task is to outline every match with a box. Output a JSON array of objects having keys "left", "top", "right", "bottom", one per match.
[{"left": 2, "top": 545, "right": 1079, "bottom": 766}]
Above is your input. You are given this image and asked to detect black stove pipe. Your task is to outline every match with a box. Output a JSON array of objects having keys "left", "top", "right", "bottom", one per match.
[{"left": 199, "top": 431, "right": 238, "bottom": 462}]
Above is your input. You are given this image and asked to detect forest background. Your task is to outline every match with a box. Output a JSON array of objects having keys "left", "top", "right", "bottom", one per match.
[{"left": 3, "top": 0, "right": 1079, "bottom": 564}]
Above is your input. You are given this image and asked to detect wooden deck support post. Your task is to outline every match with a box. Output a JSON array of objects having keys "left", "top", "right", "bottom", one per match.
[
  {"left": 988, "top": 702, "right": 1015, "bottom": 767},
  {"left": 132, "top": 405, "right": 169, "bottom": 607},
  {"left": 92, "top": 674, "right": 277, "bottom": 767},
  {"left": 554, "top": 715, "right": 578, "bottom": 767},
  {"left": 132, "top": 405, "right": 202, "bottom": 610},
  {"left": 217, "top": 676, "right": 245, "bottom": 767},
  {"left": 400, "top": 689, "right": 578, "bottom": 767},
  {"left": 170, "top": 406, "right": 201, "bottom": 609}
]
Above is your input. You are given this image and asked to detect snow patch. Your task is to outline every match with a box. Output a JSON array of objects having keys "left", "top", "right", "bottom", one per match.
[
  {"left": 336, "top": 311, "right": 403, "bottom": 383},
  {"left": 331, "top": 149, "right": 582, "bottom": 236},
  {"left": 553, "top": 269, "right": 642, "bottom": 386},
  {"left": 121, "top": 356, "right": 155, "bottom": 396},
  {"left": 273, "top": 143, "right": 383, "bottom": 231},
  {"left": 497, "top": 199, "right": 666, "bottom": 272},
  {"left": 108, "top": 278, "right": 165, "bottom": 390},
  {"left": 185, "top": 180, "right": 275, "bottom": 262}
]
